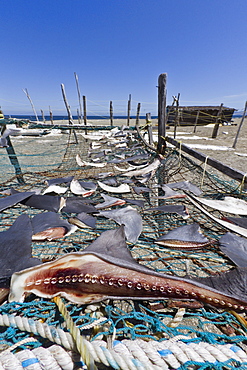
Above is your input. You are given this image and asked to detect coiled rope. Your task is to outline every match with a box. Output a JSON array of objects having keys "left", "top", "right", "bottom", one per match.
[{"left": 1, "top": 313, "right": 247, "bottom": 369}]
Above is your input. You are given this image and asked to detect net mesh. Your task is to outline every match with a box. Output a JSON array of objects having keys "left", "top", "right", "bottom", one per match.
[{"left": 0, "top": 124, "right": 247, "bottom": 369}]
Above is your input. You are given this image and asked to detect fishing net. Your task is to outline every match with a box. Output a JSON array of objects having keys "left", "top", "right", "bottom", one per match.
[{"left": 0, "top": 122, "right": 247, "bottom": 369}]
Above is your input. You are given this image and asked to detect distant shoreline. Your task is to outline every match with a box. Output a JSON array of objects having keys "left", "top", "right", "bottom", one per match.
[{"left": 4, "top": 113, "right": 243, "bottom": 121}]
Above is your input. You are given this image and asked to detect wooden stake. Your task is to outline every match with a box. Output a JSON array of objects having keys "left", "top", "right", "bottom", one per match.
[
  {"left": 173, "top": 93, "right": 180, "bottom": 139},
  {"left": 61, "top": 84, "right": 78, "bottom": 144},
  {"left": 157, "top": 73, "right": 167, "bottom": 154},
  {"left": 77, "top": 109, "right": 81, "bottom": 124},
  {"left": 135, "top": 103, "right": 141, "bottom": 126},
  {"left": 49, "top": 106, "right": 54, "bottom": 124},
  {"left": 1, "top": 124, "right": 25, "bottom": 184},
  {"left": 146, "top": 113, "right": 153, "bottom": 145},
  {"left": 127, "top": 94, "right": 131, "bottom": 126},
  {"left": 23, "top": 88, "right": 39, "bottom": 122},
  {"left": 74, "top": 72, "right": 83, "bottom": 124},
  {"left": 61, "top": 84, "right": 74, "bottom": 125},
  {"left": 110, "top": 101, "right": 113, "bottom": 126},
  {"left": 232, "top": 101, "right": 247, "bottom": 149},
  {"left": 193, "top": 110, "right": 200, "bottom": 133},
  {"left": 83, "top": 95, "right": 87, "bottom": 135},
  {"left": 40, "top": 109, "right": 46, "bottom": 123},
  {"left": 212, "top": 103, "right": 224, "bottom": 138}
]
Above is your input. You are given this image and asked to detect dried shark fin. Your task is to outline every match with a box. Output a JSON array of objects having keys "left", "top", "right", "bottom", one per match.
[
  {"left": 45, "top": 176, "right": 74, "bottom": 186},
  {"left": 145, "top": 205, "right": 189, "bottom": 219},
  {"left": 97, "top": 206, "right": 142, "bottom": 243},
  {"left": 155, "top": 223, "right": 211, "bottom": 250},
  {"left": 195, "top": 267, "right": 247, "bottom": 304},
  {"left": 84, "top": 225, "right": 136, "bottom": 264},
  {"left": 223, "top": 217, "right": 247, "bottom": 229},
  {"left": 219, "top": 232, "right": 247, "bottom": 267},
  {"left": 0, "top": 191, "right": 35, "bottom": 212},
  {"left": 69, "top": 212, "right": 97, "bottom": 229},
  {"left": 167, "top": 181, "right": 203, "bottom": 196},
  {"left": 0, "top": 215, "right": 40, "bottom": 278},
  {"left": 62, "top": 198, "right": 98, "bottom": 214},
  {"left": 95, "top": 194, "right": 126, "bottom": 209},
  {"left": 31, "top": 212, "right": 77, "bottom": 241}
]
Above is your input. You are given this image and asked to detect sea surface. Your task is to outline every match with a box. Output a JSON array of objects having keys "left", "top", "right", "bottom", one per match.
[
  {"left": 5, "top": 113, "right": 242, "bottom": 122},
  {"left": 6, "top": 115, "right": 156, "bottom": 121}
]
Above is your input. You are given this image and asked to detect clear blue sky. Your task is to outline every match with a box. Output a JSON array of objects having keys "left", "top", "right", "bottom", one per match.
[{"left": 1, "top": 0, "right": 247, "bottom": 117}]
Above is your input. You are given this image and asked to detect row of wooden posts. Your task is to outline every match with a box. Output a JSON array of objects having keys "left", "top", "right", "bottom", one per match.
[
  {"left": 3, "top": 73, "right": 247, "bottom": 186},
  {"left": 24, "top": 72, "right": 246, "bottom": 152}
]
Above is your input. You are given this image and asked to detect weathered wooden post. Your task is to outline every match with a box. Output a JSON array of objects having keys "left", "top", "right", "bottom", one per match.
[
  {"left": 74, "top": 72, "right": 83, "bottom": 124},
  {"left": 110, "top": 101, "right": 113, "bottom": 126},
  {"left": 127, "top": 94, "right": 131, "bottom": 126},
  {"left": 157, "top": 73, "right": 167, "bottom": 154},
  {"left": 77, "top": 109, "right": 81, "bottom": 124},
  {"left": 173, "top": 93, "right": 180, "bottom": 139},
  {"left": 135, "top": 103, "right": 141, "bottom": 126},
  {"left": 40, "top": 109, "right": 46, "bottom": 123},
  {"left": 193, "top": 110, "right": 200, "bottom": 133},
  {"left": 0, "top": 123, "right": 25, "bottom": 184},
  {"left": 49, "top": 106, "right": 54, "bottom": 125},
  {"left": 232, "top": 101, "right": 247, "bottom": 149},
  {"left": 61, "top": 84, "right": 78, "bottom": 144},
  {"left": 61, "top": 84, "right": 74, "bottom": 125},
  {"left": 146, "top": 113, "right": 154, "bottom": 145},
  {"left": 23, "top": 88, "right": 39, "bottom": 122},
  {"left": 212, "top": 103, "right": 224, "bottom": 138}
]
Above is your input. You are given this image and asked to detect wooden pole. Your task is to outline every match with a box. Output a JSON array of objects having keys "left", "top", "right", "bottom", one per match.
[
  {"left": 23, "top": 88, "right": 39, "bottom": 122},
  {"left": 61, "top": 84, "right": 74, "bottom": 125},
  {"left": 173, "top": 93, "right": 180, "bottom": 139},
  {"left": 0, "top": 123, "right": 25, "bottom": 184},
  {"left": 61, "top": 84, "right": 78, "bottom": 144},
  {"left": 40, "top": 109, "right": 46, "bottom": 123},
  {"left": 77, "top": 109, "right": 81, "bottom": 124},
  {"left": 146, "top": 113, "right": 153, "bottom": 145},
  {"left": 110, "top": 101, "right": 113, "bottom": 126},
  {"left": 83, "top": 95, "right": 87, "bottom": 135},
  {"left": 49, "top": 106, "right": 54, "bottom": 124},
  {"left": 157, "top": 73, "right": 167, "bottom": 154},
  {"left": 83, "top": 95, "right": 87, "bottom": 125},
  {"left": 135, "top": 103, "right": 141, "bottom": 126},
  {"left": 232, "top": 101, "right": 247, "bottom": 149},
  {"left": 193, "top": 110, "right": 200, "bottom": 133},
  {"left": 74, "top": 72, "right": 83, "bottom": 124},
  {"left": 127, "top": 94, "right": 131, "bottom": 126},
  {"left": 211, "top": 103, "right": 224, "bottom": 138}
]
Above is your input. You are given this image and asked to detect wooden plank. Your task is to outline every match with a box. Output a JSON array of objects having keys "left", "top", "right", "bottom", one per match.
[{"left": 166, "top": 136, "right": 247, "bottom": 184}]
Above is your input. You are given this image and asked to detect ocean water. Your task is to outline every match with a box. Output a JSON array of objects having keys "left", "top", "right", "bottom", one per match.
[{"left": 6, "top": 115, "right": 156, "bottom": 121}]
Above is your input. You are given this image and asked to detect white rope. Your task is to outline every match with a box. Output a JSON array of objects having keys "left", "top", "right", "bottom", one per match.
[
  {"left": 1, "top": 314, "right": 247, "bottom": 369},
  {"left": 0, "top": 345, "right": 85, "bottom": 370},
  {"left": 0, "top": 314, "right": 76, "bottom": 352}
]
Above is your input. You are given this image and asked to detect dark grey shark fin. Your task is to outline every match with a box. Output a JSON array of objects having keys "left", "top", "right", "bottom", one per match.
[{"left": 84, "top": 225, "right": 136, "bottom": 264}]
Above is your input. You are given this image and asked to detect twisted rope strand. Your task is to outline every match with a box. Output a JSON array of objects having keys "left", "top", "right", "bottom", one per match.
[{"left": 1, "top": 313, "right": 247, "bottom": 369}]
